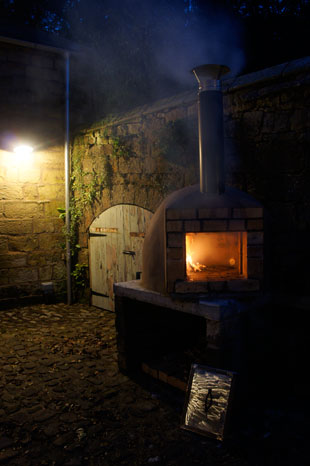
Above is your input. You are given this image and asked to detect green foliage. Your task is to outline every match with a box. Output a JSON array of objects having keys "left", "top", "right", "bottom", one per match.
[
  {"left": 58, "top": 132, "right": 132, "bottom": 297},
  {"left": 71, "top": 263, "right": 88, "bottom": 288},
  {"left": 71, "top": 262, "right": 89, "bottom": 302}
]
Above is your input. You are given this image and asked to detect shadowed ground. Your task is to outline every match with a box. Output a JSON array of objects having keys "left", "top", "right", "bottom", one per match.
[{"left": 0, "top": 303, "right": 307, "bottom": 465}]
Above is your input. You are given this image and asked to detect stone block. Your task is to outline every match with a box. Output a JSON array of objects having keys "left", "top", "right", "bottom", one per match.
[
  {"left": 198, "top": 207, "right": 230, "bottom": 219},
  {"left": 0, "top": 237, "right": 8, "bottom": 252},
  {"left": 27, "top": 252, "right": 47, "bottom": 266},
  {"left": 119, "top": 156, "right": 141, "bottom": 174},
  {"left": 243, "top": 111, "right": 263, "bottom": 135},
  {"left": 41, "top": 168, "right": 64, "bottom": 183},
  {"left": 33, "top": 220, "right": 55, "bottom": 234},
  {"left": 134, "top": 186, "right": 150, "bottom": 209},
  {"left": 0, "top": 220, "right": 33, "bottom": 235},
  {"left": 167, "top": 247, "right": 183, "bottom": 260},
  {"left": 290, "top": 108, "right": 308, "bottom": 131},
  {"left": 233, "top": 207, "right": 263, "bottom": 218},
  {"left": 53, "top": 218, "right": 64, "bottom": 233},
  {"left": 1, "top": 61, "right": 25, "bottom": 77},
  {"left": 52, "top": 263, "right": 66, "bottom": 280},
  {"left": 247, "top": 219, "right": 264, "bottom": 230},
  {"left": 166, "top": 221, "right": 183, "bottom": 232},
  {"left": 8, "top": 236, "right": 39, "bottom": 252},
  {"left": 39, "top": 233, "right": 63, "bottom": 250},
  {"left": 273, "top": 111, "right": 290, "bottom": 132},
  {"left": 31, "top": 54, "right": 55, "bottom": 69},
  {"left": 175, "top": 281, "right": 208, "bottom": 293},
  {"left": 167, "top": 259, "right": 185, "bottom": 282},
  {"left": 38, "top": 184, "right": 65, "bottom": 201},
  {"left": 23, "top": 185, "right": 39, "bottom": 199},
  {"left": 19, "top": 167, "right": 41, "bottom": 183},
  {"left": 164, "top": 107, "right": 186, "bottom": 122},
  {"left": 44, "top": 201, "right": 62, "bottom": 217},
  {"left": 39, "top": 265, "right": 53, "bottom": 281},
  {"left": 4, "top": 202, "right": 42, "bottom": 219},
  {"left": 247, "top": 231, "right": 264, "bottom": 245},
  {"left": 208, "top": 281, "right": 226, "bottom": 292},
  {"left": 127, "top": 123, "right": 141, "bottom": 134},
  {"left": 167, "top": 233, "right": 183, "bottom": 248},
  {"left": 26, "top": 65, "right": 63, "bottom": 82},
  {"left": 0, "top": 253, "right": 27, "bottom": 268},
  {"left": 78, "top": 232, "right": 88, "bottom": 249},
  {"left": 36, "top": 147, "right": 63, "bottom": 164},
  {"left": 202, "top": 220, "right": 227, "bottom": 231},
  {"left": 226, "top": 279, "right": 260, "bottom": 292},
  {"left": 229, "top": 219, "right": 245, "bottom": 231},
  {"left": 261, "top": 112, "right": 275, "bottom": 133},
  {"left": 0, "top": 270, "right": 8, "bottom": 285},
  {"left": 78, "top": 248, "right": 88, "bottom": 265},
  {"left": 184, "top": 220, "right": 200, "bottom": 232},
  {"left": 247, "top": 258, "right": 264, "bottom": 278},
  {"left": 247, "top": 245, "right": 264, "bottom": 258},
  {"left": 5, "top": 167, "right": 19, "bottom": 183},
  {"left": 187, "top": 104, "right": 197, "bottom": 118},
  {"left": 9, "top": 267, "right": 38, "bottom": 284},
  {"left": 0, "top": 185, "right": 23, "bottom": 200},
  {"left": 166, "top": 208, "right": 197, "bottom": 220}
]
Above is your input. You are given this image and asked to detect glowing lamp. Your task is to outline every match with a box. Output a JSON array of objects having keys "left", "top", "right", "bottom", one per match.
[
  {"left": 13, "top": 144, "right": 34, "bottom": 165},
  {"left": 13, "top": 145, "right": 33, "bottom": 155}
]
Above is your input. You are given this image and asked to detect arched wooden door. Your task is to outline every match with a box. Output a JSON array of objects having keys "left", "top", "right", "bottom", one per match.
[{"left": 89, "top": 204, "right": 153, "bottom": 311}]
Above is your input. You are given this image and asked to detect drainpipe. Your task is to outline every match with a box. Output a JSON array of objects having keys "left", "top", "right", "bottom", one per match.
[{"left": 64, "top": 51, "right": 72, "bottom": 305}]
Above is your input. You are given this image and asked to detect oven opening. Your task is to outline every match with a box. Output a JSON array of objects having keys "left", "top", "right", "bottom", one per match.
[{"left": 186, "top": 232, "right": 248, "bottom": 281}]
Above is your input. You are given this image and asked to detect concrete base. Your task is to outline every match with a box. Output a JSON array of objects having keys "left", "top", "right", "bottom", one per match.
[{"left": 114, "top": 280, "right": 260, "bottom": 376}]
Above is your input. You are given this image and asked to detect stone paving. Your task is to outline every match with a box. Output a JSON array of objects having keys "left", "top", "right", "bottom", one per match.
[{"left": 0, "top": 303, "right": 308, "bottom": 465}]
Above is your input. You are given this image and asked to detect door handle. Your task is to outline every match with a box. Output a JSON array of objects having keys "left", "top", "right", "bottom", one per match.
[{"left": 123, "top": 250, "right": 135, "bottom": 256}]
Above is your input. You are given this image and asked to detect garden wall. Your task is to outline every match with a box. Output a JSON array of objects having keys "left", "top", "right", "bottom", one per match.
[
  {"left": 0, "top": 38, "right": 68, "bottom": 308},
  {"left": 73, "top": 57, "right": 310, "bottom": 302}
]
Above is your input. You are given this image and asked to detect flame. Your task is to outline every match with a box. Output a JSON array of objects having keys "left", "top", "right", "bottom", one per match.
[
  {"left": 186, "top": 234, "right": 208, "bottom": 273},
  {"left": 186, "top": 254, "right": 206, "bottom": 273}
]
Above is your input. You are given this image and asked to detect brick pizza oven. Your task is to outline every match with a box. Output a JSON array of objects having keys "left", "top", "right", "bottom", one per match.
[
  {"left": 114, "top": 65, "right": 267, "bottom": 385},
  {"left": 141, "top": 64, "right": 264, "bottom": 298},
  {"left": 141, "top": 184, "right": 264, "bottom": 297}
]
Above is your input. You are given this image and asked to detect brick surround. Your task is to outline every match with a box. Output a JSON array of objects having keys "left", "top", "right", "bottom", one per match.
[{"left": 166, "top": 205, "right": 263, "bottom": 293}]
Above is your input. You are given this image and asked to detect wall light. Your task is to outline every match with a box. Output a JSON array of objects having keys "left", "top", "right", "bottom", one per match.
[
  {"left": 13, "top": 144, "right": 34, "bottom": 165},
  {"left": 13, "top": 144, "right": 33, "bottom": 155}
]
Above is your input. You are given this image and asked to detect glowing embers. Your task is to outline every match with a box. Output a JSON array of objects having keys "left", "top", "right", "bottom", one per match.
[{"left": 186, "top": 232, "right": 247, "bottom": 282}]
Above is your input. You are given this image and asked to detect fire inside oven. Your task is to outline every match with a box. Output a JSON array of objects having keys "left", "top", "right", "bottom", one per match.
[{"left": 186, "top": 232, "right": 248, "bottom": 281}]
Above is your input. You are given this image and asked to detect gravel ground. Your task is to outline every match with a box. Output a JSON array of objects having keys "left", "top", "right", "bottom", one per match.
[{"left": 0, "top": 303, "right": 308, "bottom": 465}]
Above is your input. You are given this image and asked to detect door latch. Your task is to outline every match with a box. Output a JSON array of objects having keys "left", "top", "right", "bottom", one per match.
[{"left": 123, "top": 250, "right": 136, "bottom": 256}]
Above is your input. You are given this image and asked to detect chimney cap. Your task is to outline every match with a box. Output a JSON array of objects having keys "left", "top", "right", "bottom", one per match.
[
  {"left": 192, "top": 64, "right": 230, "bottom": 80},
  {"left": 192, "top": 64, "right": 230, "bottom": 90}
]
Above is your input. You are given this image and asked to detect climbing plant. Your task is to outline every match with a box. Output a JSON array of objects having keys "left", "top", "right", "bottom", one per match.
[{"left": 58, "top": 128, "right": 133, "bottom": 300}]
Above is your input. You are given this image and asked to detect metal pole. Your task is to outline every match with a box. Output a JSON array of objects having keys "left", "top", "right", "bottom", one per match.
[
  {"left": 197, "top": 87, "right": 225, "bottom": 194},
  {"left": 64, "top": 51, "right": 72, "bottom": 305},
  {"left": 192, "top": 64, "right": 230, "bottom": 194}
]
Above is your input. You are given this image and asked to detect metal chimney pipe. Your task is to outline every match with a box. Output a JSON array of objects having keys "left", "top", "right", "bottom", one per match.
[{"left": 192, "top": 64, "right": 230, "bottom": 194}]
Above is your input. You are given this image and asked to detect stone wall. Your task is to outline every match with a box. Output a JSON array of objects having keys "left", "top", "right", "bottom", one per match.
[
  {"left": 73, "top": 57, "right": 310, "bottom": 300},
  {"left": 0, "top": 40, "right": 67, "bottom": 307},
  {"left": 1, "top": 45, "right": 309, "bottom": 308}
]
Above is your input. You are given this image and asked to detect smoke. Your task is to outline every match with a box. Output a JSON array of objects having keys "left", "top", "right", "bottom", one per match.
[
  {"left": 65, "top": 0, "right": 245, "bottom": 115},
  {"left": 153, "top": 7, "right": 245, "bottom": 88}
]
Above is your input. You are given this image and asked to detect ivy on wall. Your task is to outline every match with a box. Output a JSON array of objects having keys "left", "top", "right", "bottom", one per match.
[{"left": 58, "top": 128, "right": 133, "bottom": 299}]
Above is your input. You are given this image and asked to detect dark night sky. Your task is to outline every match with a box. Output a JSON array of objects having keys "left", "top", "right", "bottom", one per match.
[{"left": 1, "top": 0, "right": 309, "bottom": 112}]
